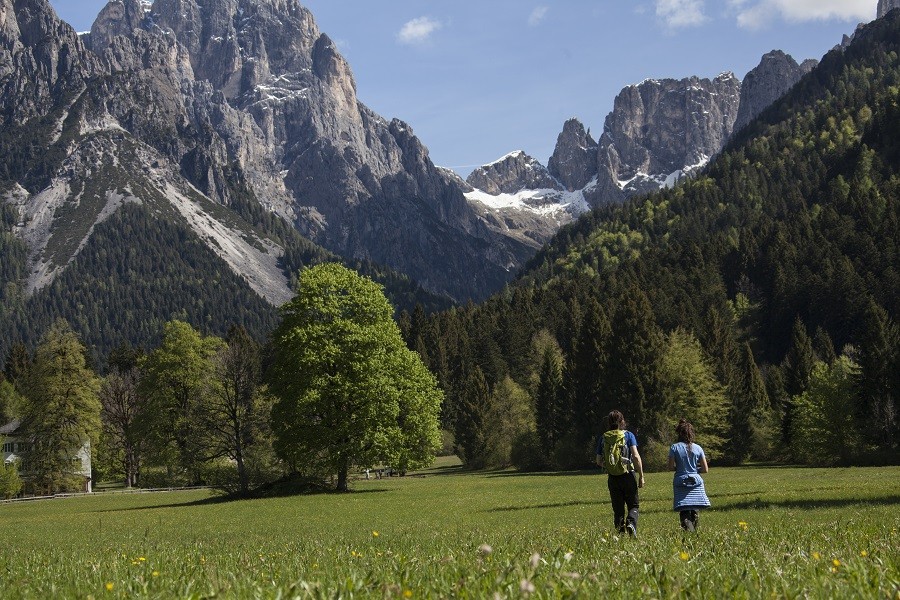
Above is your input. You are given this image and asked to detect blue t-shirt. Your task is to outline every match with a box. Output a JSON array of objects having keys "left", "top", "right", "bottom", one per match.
[
  {"left": 596, "top": 430, "right": 638, "bottom": 455},
  {"left": 669, "top": 442, "right": 704, "bottom": 477}
]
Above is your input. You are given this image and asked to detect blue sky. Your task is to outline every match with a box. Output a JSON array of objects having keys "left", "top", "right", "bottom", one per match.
[{"left": 50, "top": 1, "right": 877, "bottom": 176}]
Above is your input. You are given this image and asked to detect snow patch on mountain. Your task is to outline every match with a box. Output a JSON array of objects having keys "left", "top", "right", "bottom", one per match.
[{"left": 466, "top": 187, "right": 588, "bottom": 218}]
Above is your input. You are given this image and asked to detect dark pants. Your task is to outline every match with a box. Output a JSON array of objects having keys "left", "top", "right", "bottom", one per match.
[{"left": 607, "top": 472, "right": 639, "bottom": 532}]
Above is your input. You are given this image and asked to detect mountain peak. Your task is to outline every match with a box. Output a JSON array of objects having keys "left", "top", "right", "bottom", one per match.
[
  {"left": 548, "top": 118, "right": 598, "bottom": 191},
  {"left": 734, "top": 49, "right": 817, "bottom": 133},
  {"left": 467, "top": 151, "right": 560, "bottom": 195},
  {"left": 879, "top": 0, "right": 900, "bottom": 18}
]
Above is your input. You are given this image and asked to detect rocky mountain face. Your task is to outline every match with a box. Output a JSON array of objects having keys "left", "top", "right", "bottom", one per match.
[
  {"left": 466, "top": 52, "right": 820, "bottom": 242},
  {"left": 598, "top": 72, "right": 742, "bottom": 196},
  {"left": 734, "top": 51, "right": 818, "bottom": 133},
  {"left": 879, "top": 0, "right": 900, "bottom": 18},
  {"left": 467, "top": 151, "right": 560, "bottom": 195},
  {"left": 464, "top": 73, "right": 743, "bottom": 238},
  {"left": 1, "top": 0, "right": 531, "bottom": 309},
  {"left": 463, "top": 151, "right": 587, "bottom": 249}
]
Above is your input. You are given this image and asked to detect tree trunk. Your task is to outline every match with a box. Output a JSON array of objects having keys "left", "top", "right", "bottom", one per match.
[
  {"left": 236, "top": 450, "right": 248, "bottom": 495},
  {"left": 337, "top": 463, "right": 349, "bottom": 492}
]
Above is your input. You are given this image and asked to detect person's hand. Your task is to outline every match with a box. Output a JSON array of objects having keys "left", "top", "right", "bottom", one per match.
[{"left": 638, "top": 475, "right": 645, "bottom": 488}]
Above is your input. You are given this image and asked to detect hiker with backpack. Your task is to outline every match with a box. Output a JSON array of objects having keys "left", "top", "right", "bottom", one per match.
[
  {"left": 596, "top": 410, "right": 644, "bottom": 537},
  {"left": 668, "top": 418, "right": 710, "bottom": 532}
]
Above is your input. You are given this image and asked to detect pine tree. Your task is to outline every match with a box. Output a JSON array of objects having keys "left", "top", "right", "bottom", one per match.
[
  {"left": 730, "top": 342, "right": 775, "bottom": 463},
  {"left": 453, "top": 365, "right": 491, "bottom": 469},
  {"left": 19, "top": 320, "right": 101, "bottom": 493},
  {"left": 855, "top": 299, "right": 899, "bottom": 448},
  {"left": 782, "top": 317, "right": 815, "bottom": 446},
  {"left": 813, "top": 326, "right": 837, "bottom": 365},
  {"left": 568, "top": 298, "right": 612, "bottom": 447},
  {"left": 535, "top": 344, "right": 566, "bottom": 461},
  {"left": 605, "top": 287, "right": 666, "bottom": 439}
]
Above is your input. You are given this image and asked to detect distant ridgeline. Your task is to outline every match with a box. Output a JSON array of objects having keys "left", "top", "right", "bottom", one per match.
[{"left": 410, "top": 13, "right": 900, "bottom": 468}]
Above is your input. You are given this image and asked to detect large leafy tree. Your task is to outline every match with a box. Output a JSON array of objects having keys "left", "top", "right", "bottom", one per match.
[
  {"left": 269, "top": 264, "right": 442, "bottom": 492},
  {"left": 792, "top": 355, "right": 860, "bottom": 465},
  {"left": 139, "top": 321, "right": 223, "bottom": 484},
  {"left": 205, "top": 326, "right": 273, "bottom": 494},
  {"left": 660, "top": 329, "right": 729, "bottom": 459},
  {"left": 99, "top": 366, "right": 144, "bottom": 488},
  {"left": 19, "top": 320, "right": 101, "bottom": 493}
]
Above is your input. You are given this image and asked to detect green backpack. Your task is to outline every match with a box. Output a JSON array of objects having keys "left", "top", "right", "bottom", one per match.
[{"left": 602, "top": 430, "right": 632, "bottom": 476}]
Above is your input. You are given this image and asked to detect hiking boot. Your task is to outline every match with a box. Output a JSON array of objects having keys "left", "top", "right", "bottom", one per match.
[
  {"left": 626, "top": 523, "right": 637, "bottom": 538},
  {"left": 681, "top": 518, "right": 695, "bottom": 532}
]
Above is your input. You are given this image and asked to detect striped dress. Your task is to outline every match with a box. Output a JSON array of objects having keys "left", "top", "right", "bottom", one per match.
[{"left": 670, "top": 442, "right": 711, "bottom": 511}]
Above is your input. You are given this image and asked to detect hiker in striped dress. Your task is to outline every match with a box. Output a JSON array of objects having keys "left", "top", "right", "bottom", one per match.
[{"left": 668, "top": 419, "right": 710, "bottom": 532}]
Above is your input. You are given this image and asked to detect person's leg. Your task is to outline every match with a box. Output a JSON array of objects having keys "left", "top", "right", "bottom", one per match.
[
  {"left": 680, "top": 510, "right": 694, "bottom": 531},
  {"left": 692, "top": 510, "right": 700, "bottom": 530},
  {"left": 623, "top": 472, "right": 639, "bottom": 534},
  {"left": 607, "top": 475, "right": 626, "bottom": 532}
]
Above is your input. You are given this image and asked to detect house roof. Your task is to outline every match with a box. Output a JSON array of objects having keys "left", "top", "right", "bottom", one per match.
[{"left": 0, "top": 419, "right": 21, "bottom": 435}]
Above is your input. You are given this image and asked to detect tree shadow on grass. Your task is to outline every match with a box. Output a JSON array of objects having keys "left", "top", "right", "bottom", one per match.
[
  {"left": 712, "top": 494, "right": 900, "bottom": 512},
  {"left": 487, "top": 499, "right": 606, "bottom": 513},
  {"left": 484, "top": 492, "right": 900, "bottom": 515},
  {"left": 88, "top": 487, "right": 391, "bottom": 513},
  {"left": 413, "top": 464, "right": 467, "bottom": 477},
  {"left": 484, "top": 469, "right": 599, "bottom": 479}
]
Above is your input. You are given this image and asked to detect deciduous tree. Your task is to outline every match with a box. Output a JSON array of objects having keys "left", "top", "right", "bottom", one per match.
[{"left": 268, "top": 264, "right": 442, "bottom": 491}]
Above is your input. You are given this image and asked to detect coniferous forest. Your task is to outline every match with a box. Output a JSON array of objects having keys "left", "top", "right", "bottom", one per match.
[
  {"left": 1, "top": 9, "right": 899, "bottom": 494},
  {"left": 399, "top": 14, "right": 900, "bottom": 470}
]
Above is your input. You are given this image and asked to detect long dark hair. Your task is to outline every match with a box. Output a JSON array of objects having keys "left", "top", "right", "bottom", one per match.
[
  {"left": 607, "top": 410, "right": 626, "bottom": 432},
  {"left": 675, "top": 419, "right": 695, "bottom": 449}
]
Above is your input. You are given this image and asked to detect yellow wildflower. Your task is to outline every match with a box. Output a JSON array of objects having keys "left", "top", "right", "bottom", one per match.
[
  {"left": 403, "top": 591, "right": 413, "bottom": 598},
  {"left": 679, "top": 552, "right": 689, "bottom": 561},
  {"left": 860, "top": 550, "right": 868, "bottom": 557},
  {"left": 832, "top": 559, "right": 841, "bottom": 568},
  {"left": 372, "top": 531, "right": 380, "bottom": 538},
  {"left": 152, "top": 571, "right": 159, "bottom": 577},
  {"left": 105, "top": 582, "right": 114, "bottom": 592},
  {"left": 812, "top": 552, "right": 821, "bottom": 560}
]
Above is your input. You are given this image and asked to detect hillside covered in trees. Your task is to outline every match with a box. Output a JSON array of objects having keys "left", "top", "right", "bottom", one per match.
[
  {"left": 405, "top": 13, "right": 900, "bottom": 470},
  {"left": 0, "top": 177, "right": 451, "bottom": 367}
]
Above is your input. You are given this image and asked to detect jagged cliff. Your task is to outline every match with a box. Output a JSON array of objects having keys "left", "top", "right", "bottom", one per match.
[
  {"left": 879, "top": 0, "right": 900, "bottom": 18},
  {"left": 1, "top": 0, "right": 532, "bottom": 307},
  {"left": 734, "top": 51, "right": 817, "bottom": 133}
]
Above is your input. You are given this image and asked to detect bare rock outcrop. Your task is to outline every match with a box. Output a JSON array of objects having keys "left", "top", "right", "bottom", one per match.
[{"left": 733, "top": 50, "right": 817, "bottom": 134}]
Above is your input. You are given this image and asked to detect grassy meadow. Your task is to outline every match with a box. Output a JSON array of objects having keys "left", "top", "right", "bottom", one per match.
[{"left": 0, "top": 461, "right": 898, "bottom": 599}]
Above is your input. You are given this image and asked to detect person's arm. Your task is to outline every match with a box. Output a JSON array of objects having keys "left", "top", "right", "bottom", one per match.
[
  {"left": 630, "top": 445, "right": 645, "bottom": 488},
  {"left": 596, "top": 454, "right": 604, "bottom": 468},
  {"left": 668, "top": 454, "right": 676, "bottom": 471},
  {"left": 699, "top": 453, "right": 709, "bottom": 474}
]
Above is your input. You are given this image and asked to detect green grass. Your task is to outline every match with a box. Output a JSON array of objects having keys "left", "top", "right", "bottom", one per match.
[{"left": 0, "top": 465, "right": 897, "bottom": 598}]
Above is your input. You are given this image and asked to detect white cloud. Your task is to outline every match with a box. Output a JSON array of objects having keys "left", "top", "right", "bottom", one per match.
[
  {"left": 656, "top": 0, "right": 709, "bottom": 29},
  {"left": 529, "top": 6, "right": 549, "bottom": 27},
  {"left": 397, "top": 17, "right": 442, "bottom": 45},
  {"left": 735, "top": 0, "right": 876, "bottom": 30}
]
